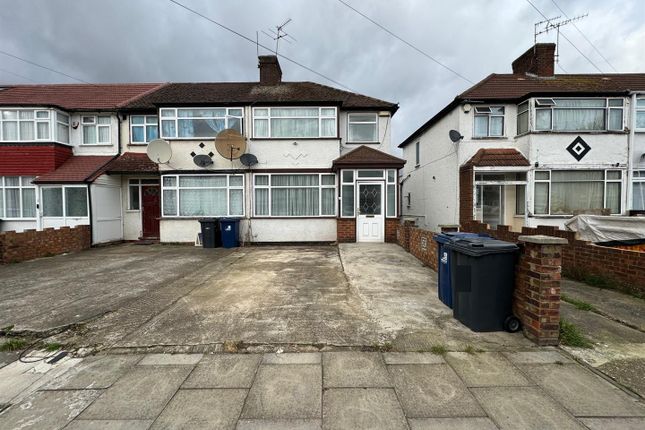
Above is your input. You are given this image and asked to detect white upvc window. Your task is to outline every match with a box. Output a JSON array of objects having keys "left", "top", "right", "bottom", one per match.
[
  {"left": 253, "top": 173, "right": 336, "bottom": 217},
  {"left": 161, "top": 174, "right": 244, "bottom": 217},
  {"left": 636, "top": 98, "right": 645, "bottom": 132},
  {"left": 473, "top": 106, "right": 505, "bottom": 137},
  {"left": 252, "top": 107, "right": 337, "bottom": 139},
  {"left": 533, "top": 170, "right": 622, "bottom": 215},
  {"left": 41, "top": 185, "right": 89, "bottom": 218},
  {"left": 82, "top": 115, "right": 111, "bottom": 144},
  {"left": 347, "top": 113, "right": 378, "bottom": 143},
  {"left": 534, "top": 98, "right": 624, "bottom": 132},
  {"left": 56, "top": 111, "right": 70, "bottom": 143},
  {"left": 130, "top": 115, "right": 159, "bottom": 144},
  {"left": 0, "top": 109, "right": 69, "bottom": 142},
  {"left": 632, "top": 170, "right": 645, "bottom": 211},
  {"left": 159, "top": 108, "right": 243, "bottom": 139},
  {"left": 517, "top": 101, "right": 529, "bottom": 135},
  {"left": 0, "top": 176, "right": 36, "bottom": 219},
  {"left": 128, "top": 178, "right": 160, "bottom": 211},
  {"left": 339, "top": 169, "right": 397, "bottom": 218}
]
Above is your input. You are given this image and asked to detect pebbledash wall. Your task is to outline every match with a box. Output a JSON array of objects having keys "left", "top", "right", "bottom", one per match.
[{"left": 0, "top": 225, "right": 91, "bottom": 264}]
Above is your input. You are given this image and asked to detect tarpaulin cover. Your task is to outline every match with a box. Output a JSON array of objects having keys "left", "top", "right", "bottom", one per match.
[{"left": 565, "top": 215, "right": 645, "bottom": 243}]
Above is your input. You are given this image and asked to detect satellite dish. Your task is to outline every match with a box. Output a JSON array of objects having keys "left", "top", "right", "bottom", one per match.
[
  {"left": 193, "top": 154, "right": 214, "bottom": 168},
  {"left": 240, "top": 153, "right": 258, "bottom": 167},
  {"left": 215, "top": 129, "right": 246, "bottom": 160},
  {"left": 147, "top": 139, "right": 172, "bottom": 164},
  {"left": 449, "top": 130, "right": 464, "bottom": 143}
]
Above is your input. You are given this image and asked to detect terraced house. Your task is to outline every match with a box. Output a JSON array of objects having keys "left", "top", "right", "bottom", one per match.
[
  {"left": 0, "top": 55, "right": 404, "bottom": 244},
  {"left": 399, "top": 43, "right": 645, "bottom": 232}
]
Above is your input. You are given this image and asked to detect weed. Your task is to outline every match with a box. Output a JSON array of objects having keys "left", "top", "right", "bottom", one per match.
[
  {"left": 561, "top": 294, "right": 596, "bottom": 312},
  {"left": 0, "top": 338, "right": 27, "bottom": 352},
  {"left": 464, "top": 345, "right": 476, "bottom": 354},
  {"left": 430, "top": 344, "right": 448, "bottom": 355},
  {"left": 377, "top": 342, "right": 393, "bottom": 352},
  {"left": 559, "top": 319, "right": 593, "bottom": 348},
  {"left": 43, "top": 342, "right": 63, "bottom": 352}
]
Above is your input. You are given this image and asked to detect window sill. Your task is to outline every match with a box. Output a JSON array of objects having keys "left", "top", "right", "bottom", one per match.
[
  {"left": 250, "top": 137, "right": 340, "bottom": 141},
  {"left": 252, "top": 216, "right": 337, "bottom": 219},
  {"left": 529, "top": 130, "right": 628, "bottom": 135},
  {"left": 346, "top": 141, "right": 380, "bottom": 145},
  {"left": 80, "top": 144, "right": 113, "bottom": 147},
  {"left": 125, "top": 210, "right": 140, "bottom": 213},
  {"left": 471, "top": 136, "right": 508, "bottom": 140},
  {"left": 128, "top": 143, "right": 149, "bottom": 146},
  {"left": 161, "top": 216, "right": 245, "bottom": 220}
]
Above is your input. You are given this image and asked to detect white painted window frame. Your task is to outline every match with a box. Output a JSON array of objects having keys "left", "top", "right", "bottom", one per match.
[
  {"left": 473, "top": 106, "right": 505, "bottom": 137},
  {"left": 0, "top": 176, "right": 37, "bottom": 219},
  {"left": 339, "top": 169, "right": 397, "bottom": 218},
  {"left": 40, "top": 185, "right": 89, "bottom": 220},
  {"left": 127, "top": 178, "right": 160, "bottom": 211},
  {"left": 533, "top": 97, "right": 624, "bottom": 132},
  {"left": 636, "top": 98, "right": 645, "bottom": 132},
  {"left": 347, "top": 112, "right": 378, "bottom": 143},
  {"left": 252, "top": 106, "right": 337, "bottom": 139},
  {"left": 252, "top": 173, "right": 337, "bottom": 217},
  {"left": 130, "top": 115, "right": 159, "bottom": 144},
  {"left": 0, "top": 108, "right": 70, "bottom": 143},
  {"left": 161, "top": 174, "right": 244, "bottom": 218},
  {"left": 159, "top": 108, "right": 243, "bottom": 139},
  {"left": 81, "top": 114, "right": 111, "bottom": 145}
]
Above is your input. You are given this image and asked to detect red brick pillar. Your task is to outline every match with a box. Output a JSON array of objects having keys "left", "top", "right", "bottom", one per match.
[{"left": 514, "top": 235, "right": 568, "bottom": 346}]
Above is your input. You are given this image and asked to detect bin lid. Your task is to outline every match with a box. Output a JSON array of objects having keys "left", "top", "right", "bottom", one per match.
[
  {"left": 434, "top": 231, "right": 490, "bottom": 244},
  {"left": 198, "top": 218, "right": 219, "bottom": 223},
  {"left": 219, "top": 218, "right": 241, "bottom": 223},
  {"left": 444, "top": 237, "right": 518, "bottom": 256}
]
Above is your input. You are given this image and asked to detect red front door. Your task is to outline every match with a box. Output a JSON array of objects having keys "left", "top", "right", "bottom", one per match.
[{"left": 141, "top": 185, "right": 160, "bottom": 239}]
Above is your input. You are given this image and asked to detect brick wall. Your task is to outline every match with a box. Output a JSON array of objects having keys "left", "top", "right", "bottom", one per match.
[
  {"left": 385, "top": 218, "right": 399, "bottom": 243},
  {"left": 459, "top": 165, "right": 474, "bottom": 225},
  {"left": 396, "top": 222, "right": 438, "bottom": 271},
  {"left": 0, "top": 225, "right": 91, "bottom": 264},
  {"left": 337, "top": 218, "right": 356, "bottom": 243}
]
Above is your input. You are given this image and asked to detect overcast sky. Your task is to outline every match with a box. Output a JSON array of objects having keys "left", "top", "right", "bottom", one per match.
[{"left": 1, "top": 0, "right": 643, "bottom": 149}]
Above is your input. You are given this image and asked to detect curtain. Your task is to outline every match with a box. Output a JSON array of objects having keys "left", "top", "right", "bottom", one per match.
[
  {"left": 161, "top": 120, "right": 176, "bottom": 138},
  {"left": 146, "top": 125, "right": 158, "bottom": 142},
  {"left": 132, "top": 126, "right": 145, "bottom": 142},
  {"left": 180, "top": 189, "right": 226, "bottom": 216},
  {"left": 270, "top": 118, "right": 318, "bottom": 138},
  {"left": 179, "top": 176, "right": 226, "bottom": 187},
  {"left": 349, "top": 122, "right": 377, "bottom": 142},
  {"left": 42, "top": 188, "right": 63, "bottom": 217},
  {"left": 65, "top": 188, "right": 88, "bottom": 217},
  {"left": 83, "top": 125, "right": 96, "bottom": 143},
  {"left": 254, "top": 119, "right": 268, "bottom": 137},
  {"left": 3, "top": 122, "right": 18, "bottom": 140},
  {"left": 473, "top": 116, "right": 488, "bottom": 137},
  {"left": 21, "top": 188, "right": 36, "bottom": 217},
  {"left": 550, "top": 171, "right": 604, "bottom": 215},
  {"left": 489, "top": 116, "right": 503, "bottom": 136},
  {"left": 534, "top": 183, "right": 549, "bottom": 215},
  {"left": 271, "top": 188, "right": 319, "bottom": 216},
  {"left": 633, "top": 183, "right": 645, "bottom": 211},
  {"left": 553, "top": 109, "right": 604, "bottom": 131},
  {"left": 229, "top": 189, "right": 243, "bottom": 216},
  {"left": 163, "top": 190, "right": 177, "bottom": 216},
  {"left": 321, "top": 188, "right": 335, "bottom": 215},
  {"left": 5, "top": 188, "right": 20, "bottom": 217},
  {"left": 178, "top": 119, "right": 196, "bottom": 138},
  {"left": 271, "top": 175, "right": 318, "bottom": 187},
  {"left": 605, "top": 183, "right": 621, "bottom": 214},
  {"left": 255, "top": 189, "right": 269, "bottom": 215},
  {"left": 535, "top": 110, "right": 552, "bottom": 130}
]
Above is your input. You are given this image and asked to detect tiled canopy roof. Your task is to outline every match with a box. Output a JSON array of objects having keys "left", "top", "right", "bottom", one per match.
[
  {"left": 465, "top": 148, "right": 530, "bottom": 167},
  {"left": 332, "top": 145, "right": 405, "bottom": 171},
  {"left": 33, "top": 156, "right": 115, "bottom": 183},
  {"left": 0, "top": 83, "right": 165, "bottom": 110},
  {"left": 104, "top": 152, "right": 158, "bottom": 174}
]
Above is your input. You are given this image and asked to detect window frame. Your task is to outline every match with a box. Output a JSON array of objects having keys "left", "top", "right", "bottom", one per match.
[
  {"left": 252, "top": 173, "right": 337, "bottom": 218},
  {"left": 161, "top": 174, "right": 245, "bottom": 218},
  {"left": 339, "top": 169, "right": 397, "bottom": 218},
  {"left": 127, "top": 178, "right": 160, "bottom": 211},
  {"left": 0, "top": 108, "right": 70, "bottom": 143},
  {"left": 159, "top": 107, "right": 243, "bottom": 140},
  {"left": 130, "top": 115, "right": 159, "bottom": 144},
  {"left": 517, "top": 101, "right": 529, "bottom": 135},
  {"left": 636, "top": 98, "right": 645, "bottom": 132},
  {"left": 40, "top": 185, "right": 89, "bottom": 219},
  {"left": 0, "top": 176, "right": 37, "bottom": 219},
  {"left": 81, "top": 114, "right": 112, "bottom": 145},
  {"left": 533, "top": 97, "right": 624, "bottom": 132},
  {"left": 252, "top": 106, "right": 337, "bottom": 139},
  {"left": 415, "top": 141, "right": 420, "bottom": 167},
  {"left": 347, "top": 112, "right": 378, "bottom": 143},
  {"left": 473, "top": 106, "right": 505, "bottom": 138},
  {"left": 632, "top": 170, "right": 645, "bottom": 210}
]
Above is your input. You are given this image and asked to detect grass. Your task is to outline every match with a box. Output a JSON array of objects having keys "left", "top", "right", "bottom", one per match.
[
  {"left": 43, "top": 342, "right": 63, "bottom": 352},
  {"left": 429, "top": 344, "right": 448, "bottom": 355},
  {"left": 561, "top": 294, "right": 596, "bottom": 312},
  {"left": 464, "top": 345, "right": 476, "bottom": 354},
  {"left": 559, "top": 319, "right": 593, "bottom": 348},
  {"left": 0, "top": 338, "right": 27, "bottom": 352}
]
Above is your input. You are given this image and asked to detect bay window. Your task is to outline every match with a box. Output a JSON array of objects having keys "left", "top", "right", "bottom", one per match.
[
  {"left": 0, "top": 109, "right": 69, "bottom": 143},
  {"left": 253, "top": 107, "right": 336, "bottom": 138},
  {"left": 633, "top": 171, "right": 645, "bottom": 211},
  {"left": 82, "top": 115, "right": 111, "bottom": 144},
  {"left": 0, "top": 176, "right": 36, "bottom": 219},
  {"left": 160, "top": 108, "right": 242, "bottom": 139},
  {"left": 534, "top": 98, "right": 624, "bottom": 132},
  {"left": 162, "top": 174, "right": 244, "bottom": 217},
  {"left": 254, "top": 173, "right": 335, "bottom": 217},
  {"left": 41, "top": 186, "right": 88, "bottom": 218},
  {"left": 636, "top": 98, "right": 645, "bottom": 131},
  {"left": 534, "top": 170, "right": 622, "bottom": 215},
  {"left": 131, "top": 115, "right": 159, "bottom": 144},
  {"left": 348, "top": 113, "right": 378, "bottom": 143},
  {"left": 517, "top": 101, "right": 529, "bottom": 135},
  {"left": 473, "top": 106, "right": 504, "bottom": 137}
]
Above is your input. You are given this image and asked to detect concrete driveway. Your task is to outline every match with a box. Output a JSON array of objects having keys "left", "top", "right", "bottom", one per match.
[{"left": 0, "top": 243, "right": 528, "bottom": 352}]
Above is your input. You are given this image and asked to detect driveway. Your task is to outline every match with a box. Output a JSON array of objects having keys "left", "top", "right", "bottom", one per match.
[{"left": 1, "top": 243, "right": 528, "bottom": 352}]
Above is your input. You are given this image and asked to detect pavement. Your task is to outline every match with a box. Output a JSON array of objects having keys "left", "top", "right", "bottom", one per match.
[{"left": 1, "top": 350, "right": 644, "bottom": 430}]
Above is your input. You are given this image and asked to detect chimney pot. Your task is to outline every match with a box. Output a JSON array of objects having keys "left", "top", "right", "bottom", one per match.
[
  {"left": 512, "top": 43, "right": 556, "bottom": 77},
  {"left": 258, "top": 55, "right": 282, "bottom": 85}
]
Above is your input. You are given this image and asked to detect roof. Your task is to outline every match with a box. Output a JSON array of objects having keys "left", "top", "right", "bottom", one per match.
[
  {"left": 123, "top": 81, "right": 398, "bottom": 113},
  {"left": 0, "top": 83, "right": 165, "bottom": 110},
  {"left": 103, "top": 152, "right": 158, "bottom": 174},
  {"left": 399, "top": 72, "right": 645, "bottom": 148},
  {"left": 33, "top": 155, "right": 115, "bottom": 183},
  {"left": 465, "top": 148, "right": 530, "bottom": 167},
  {"left": 332, "top": 145, "right": 405, "bottom": 171}
]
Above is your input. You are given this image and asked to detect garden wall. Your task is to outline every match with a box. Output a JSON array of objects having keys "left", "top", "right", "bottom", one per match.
[{"left": 0, "top": 225, "right": 91, "bottom": 264}]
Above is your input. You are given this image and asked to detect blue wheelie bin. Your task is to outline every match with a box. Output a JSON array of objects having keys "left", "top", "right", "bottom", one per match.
[
  {"left": 434, "top": 232, "right": 489, "bottom": 308},
  {"left": 220, "top": 218, "right": 240, "bottom": 248}
]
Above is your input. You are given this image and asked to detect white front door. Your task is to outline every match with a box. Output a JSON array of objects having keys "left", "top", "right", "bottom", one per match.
[{"left": 356, "top": 182, "right": 384, "bottom": 242}]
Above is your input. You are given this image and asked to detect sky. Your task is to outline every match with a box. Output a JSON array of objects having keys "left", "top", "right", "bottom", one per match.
[{"left": 0, "top": 0, "right": 643, "bottom": 150}]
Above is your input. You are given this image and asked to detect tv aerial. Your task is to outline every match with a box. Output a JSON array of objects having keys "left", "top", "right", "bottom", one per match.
[
  {"left": 215, "top": 129, "right": 246, "bottom": 161},
  {"left": 146, "top": 139, "right": 172, "bottom": 164},
  {"left": 534, "top": 13, "right": 588, "bottom": 64},
  {"left": 260, "top": 18, "right": 297, "bottom": 55}
]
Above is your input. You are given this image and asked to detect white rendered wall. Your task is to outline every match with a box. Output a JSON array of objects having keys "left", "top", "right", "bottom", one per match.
[
  {"left": 244, "top": 218, "right": 336, "bottom": 243},
  {"left": 0, "top": 220, "right": 36, "bottom": 232}
]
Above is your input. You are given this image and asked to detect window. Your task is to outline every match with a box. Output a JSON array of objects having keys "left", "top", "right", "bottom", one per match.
[
  {"left": 515, "top": 185, "right": 526, "bottom": 215},
  {"left": 517, "top": 101, "right": 529, "bottom": 135},
  {"left": 636, "top": 98, "right": 645, "bottom": 131},
  {"left": 535, "top": 98, "right": 624, "bottom": 132},
  {"left": 474, "top": 106, "right": 504, "bottom": 137},
  {"left": 415, "top": 141, "right": 420, "bottom": 166},
  {"left": 341, "top": 170, "right": 354, "bottom": 217},
  {"left": 0, "top": 176, "right": 36, "bottom": 218},
  {"left": 128, "top": 178, "right": 160, "bottom": 210},
  {"left": 162, "top": 175, "right": 244, "bottom": 217},
  {"left": 131, "top": 115, "right": 159, "bottom": 144},
  {"left": 348, "top": 113, "right": 378, "bottom": 142},
  {"left": 82, "top": 115, "right": 111, "bottom": 144},
  {"left": 41, "top": 186, "right": 88, "bottom": 218},
  {"left": 56, "top": 112, "right": 70, "bottom": 143},
  {"left": 254, "top": 173, "right": 335, "bottom": 217},
  {"left": 253, "top": 107, "right": 336, "bottom": 138},
  {"left": 533, "top": 170, "right": 622, "bottom": 215},
  {"left": 633, "top": 171, "right": 645, "bottom": 210},
  {"left": 0, "top": 109, "right": 69, "bottom": 143},
  {"left": 160, "top": 108, "right": 242, "bottom": 139},
  {"left": 386, "top": 169, "right": 397, "bottom": 217}
]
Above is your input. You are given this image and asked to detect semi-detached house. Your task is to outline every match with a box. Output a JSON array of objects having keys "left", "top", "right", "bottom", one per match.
[
  {"left": 399, "top": 43, "right": 645, "bottom": 232},
  {"left": 0, "top": 55, "right": 405, "bottom": 244}
]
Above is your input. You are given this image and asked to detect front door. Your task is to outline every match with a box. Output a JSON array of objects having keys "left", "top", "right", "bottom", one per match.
[
  {"left": 141, "top": 185, "right": 160, "bottom": 239},
  {"left": 356, "top": 182, "right": 384, "bottom": 242},
  {"left": 479, "top": 185, "right": 503, "bottom": 228}
]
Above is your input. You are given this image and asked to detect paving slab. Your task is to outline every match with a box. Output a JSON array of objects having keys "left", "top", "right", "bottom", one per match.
[
  {"left": 382, "top": 352, "right": 445, "bottom": 365},
  {"left": 79, "top": 365, "right": 192, "bottom": 420},
  {"left": 503, "top": 350, "right": 572, "bottom": 364},
  {"left": 262, "top": 353, "right": 320, "bottom": 365},
  {"left": 182, "top": 354, "right": 261, "bottom": 388},
  {"left": 241, "top": 364, "right": 321, "bottom": 419},
  {"left": 408, "top": 417, "right": 499, "bottom": 430},
  {"left": 150, "top": 389, "right": 246, "bottom": 429},
  {"left": 388, "top": 364, "right": 485, "bottom": 418},
  {"left": 65, "top": 420, "right": 153, "bottom": 430},
  {"left": 137, "top": 353, "right": 203, "bottom": 366},
  {"left": 44, "top": 355, "right": 141, "bottom": 390},
  {"left": 521, "top": 363, "right": 645, "bottom": 416},
  {"left": 471, "top": 386, "right": 585, "bottom": 430},
  {"left": 236, "top": 419, "right": 322, "bottom": 430},
  {"left": 597, "top": 357, "right": 645, "bottom": 398},
  {"left": 561, "top": 302, "right": 645, "bottom": 344},
  {"left": 444, "top": 352, "right": 529, "bottom": 387},
  {"left": 579, "top": 417, "right": 645, "bottom": 430},
  {"left": 323, "top": 352, "right": 390, "bottom": 387},
  {"left": 0, "top": 389, "right": 102, "bottom": 430},
  {"left": 323, "top": 388, "right": 408, "bottom": 430}
]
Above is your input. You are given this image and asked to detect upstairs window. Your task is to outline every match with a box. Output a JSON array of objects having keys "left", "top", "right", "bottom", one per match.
[
  {"left": 474, "top": 106, "right": 504, "bottom": 137},
  {"left": 82, "top": 115, "right": 111, "bottom": 144},
  {"left": 253, "top": 107, "right": 336, "bottom": 139},
  {"left": 517, "top": 101, "right": 529, "bottom": 135},
  {"left": 535, "top": 98, "right": 624, "bottom": 132},
  {"left": 131, "top": 115, "right": 159, "bottom": 144},
  {"left": 636, "top": 98, "right": 645, "bottom": 131},
  {"left": 415, "top": 141, "right": 420, "bottom": 166},
  {"left": 160, "top": 108, "right": 243, "bottom": 139},
  {"left": 56, "top": 112, "right": 70, "bottom": 143},
  {"left": 347, "top": 113, "right": 378, "bottom": 143}
]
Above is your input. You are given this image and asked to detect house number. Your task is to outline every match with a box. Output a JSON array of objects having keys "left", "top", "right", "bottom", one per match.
[{"left": 421, "top": 237, "right": 428, "bottom": 250}]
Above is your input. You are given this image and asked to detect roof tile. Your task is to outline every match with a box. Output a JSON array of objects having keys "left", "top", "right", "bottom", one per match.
[
  {"left": 465, "top": 148, "right": 529, "bottom": 167},
  {"left": 104, "top": 152, "right": 158, "bottom": 174},
  {"left": 33, "top": 155, "right": 115, "bottom": 183}
]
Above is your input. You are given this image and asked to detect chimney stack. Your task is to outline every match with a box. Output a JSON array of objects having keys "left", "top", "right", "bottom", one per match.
[
  {"left": 258, "top": 55, "right": 282, "bottom": 85},
  {"left": 512, "top": 43, "right": 556, "bottom": 77}
]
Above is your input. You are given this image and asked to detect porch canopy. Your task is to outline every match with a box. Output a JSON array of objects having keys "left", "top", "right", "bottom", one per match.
[
  {"left": 332, "top": 145, "right": 405, "bottom": 171},
  {"left": 32, "top": 155, "right": 115, "bottom": 184},
  {"left": 103, "top": 152, "right": 159, "bottom": 175}
]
